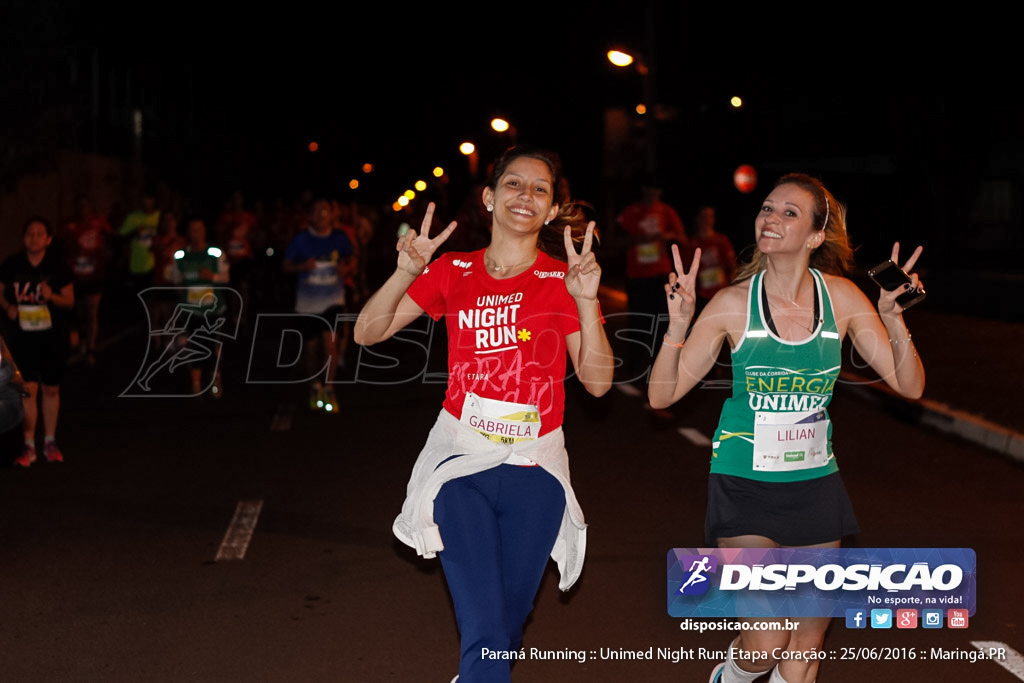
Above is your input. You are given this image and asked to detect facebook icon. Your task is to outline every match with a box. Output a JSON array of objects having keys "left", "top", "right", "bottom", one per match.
[{"left": 845, "top": 609, "right": 867, "bottom": 629}]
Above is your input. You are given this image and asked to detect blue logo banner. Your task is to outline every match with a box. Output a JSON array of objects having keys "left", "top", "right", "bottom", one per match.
[{"left": 667, "top": 548, "right": 976, "bottom": 618}]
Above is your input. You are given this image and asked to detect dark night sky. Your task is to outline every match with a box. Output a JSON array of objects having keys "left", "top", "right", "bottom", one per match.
[
  {"left": 4, "top": 2, "right": 1022, "bottom": 280},
  {"left": 2, "top": 4, "right": 906, "bottom": 193}
]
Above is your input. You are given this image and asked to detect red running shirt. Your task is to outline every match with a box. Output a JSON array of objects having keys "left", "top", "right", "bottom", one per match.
[{"left": 408, "top": 250, "right": 582, "bottom": 436}]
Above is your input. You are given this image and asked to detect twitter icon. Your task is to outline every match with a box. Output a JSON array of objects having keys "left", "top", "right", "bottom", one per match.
[{"left": 870, "top": 609, "right": 893, "bottom": 629}]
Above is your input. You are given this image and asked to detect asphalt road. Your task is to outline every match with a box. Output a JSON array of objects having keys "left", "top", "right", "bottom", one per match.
[{"left": 0, "top": 300, "right": 1021, "bottom": 682}]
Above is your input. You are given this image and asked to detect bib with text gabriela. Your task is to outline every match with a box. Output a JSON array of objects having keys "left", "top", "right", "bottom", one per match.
[{"left": 459, "top": 392, "right": 541, "bottom": 445}]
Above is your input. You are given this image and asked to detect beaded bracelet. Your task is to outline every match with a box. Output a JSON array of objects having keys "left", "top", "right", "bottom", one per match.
[
  {"left": 889, "top": 334, "right": 913, "bottom": 345},
  {"left": 662, "top": 334, "right": 685, "bottom": 349}
]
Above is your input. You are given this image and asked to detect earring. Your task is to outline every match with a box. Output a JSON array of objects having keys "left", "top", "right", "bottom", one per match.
[
  {"left": 486, "top": 204, "right": 493, "bottom": 212},
  {"left": 544, "top": 220, "right": 550, "bottom": 225}
]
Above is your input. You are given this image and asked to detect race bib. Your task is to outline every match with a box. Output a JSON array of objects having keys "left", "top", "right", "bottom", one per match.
[
  {"left": 73, "top": 255, "right": 97, "bottom": 276},
  {"left": 308, "top": 260, "right": 338, "bottom": 286},
  {"left": 752, "top": 409, "right": 830, "bottom": 472},
  {"left": 18, "top": 304, "right": 53, "bottom": 332},
  {"left": 459, "top": 392, "right": 541, "bottom": 446},
  {"left": 186, "top": 286, "right": 214, "bottom": 306},
  {"left": 698, "top": 266, "right": 725, "bottom": 290},
  {"left": 637, "top": 242, "right": 661, "bottom": 264}
]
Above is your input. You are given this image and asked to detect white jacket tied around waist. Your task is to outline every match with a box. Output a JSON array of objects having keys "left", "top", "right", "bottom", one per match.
[{"left": 392, "top": 409, "right": 587, "bottom": 591}]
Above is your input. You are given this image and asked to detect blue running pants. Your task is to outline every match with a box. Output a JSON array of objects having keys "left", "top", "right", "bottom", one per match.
[{"left": 434, "top": 463, "right": 565, "bottom": 683}]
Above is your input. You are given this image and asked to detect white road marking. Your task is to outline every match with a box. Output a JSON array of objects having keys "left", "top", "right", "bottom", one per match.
[
  {"left": 215, "top": 500, "right": 264, "bottom": 561},
  {"left": 971, "top": 641, "right": 1024, "bottom": 679},
  {"left": 678, "top": 427, "right": 713, "bottom": 446}
]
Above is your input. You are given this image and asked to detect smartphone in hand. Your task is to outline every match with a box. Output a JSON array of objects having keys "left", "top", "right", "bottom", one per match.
[{"left": 868, "top": 260, "right": 926, "bottom": 310}]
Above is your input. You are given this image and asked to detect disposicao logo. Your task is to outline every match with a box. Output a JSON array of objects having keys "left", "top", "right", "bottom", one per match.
[
  {"left": 667, "top": 548, "right": 976, "bottom": 619},
  {"left": 676, "top": 555, "right": 718, "bottom": 596}
]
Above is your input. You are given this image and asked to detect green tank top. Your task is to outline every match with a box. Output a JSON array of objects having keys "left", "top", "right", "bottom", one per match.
[
  {"left": 174, "top": 247, "right": 226, "bottom": 314},
  {"left": 711, "top": 269, "right": 842, "bottom": 482}
]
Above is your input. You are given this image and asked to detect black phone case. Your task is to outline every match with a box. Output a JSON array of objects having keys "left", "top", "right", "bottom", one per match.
[{"left": 868, "top": 261, "right": 926, "bottom": 309}]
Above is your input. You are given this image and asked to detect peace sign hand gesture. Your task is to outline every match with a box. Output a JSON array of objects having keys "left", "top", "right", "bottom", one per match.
[
  {"left": 396, "top": 202, "right": 457, "bottom": 276},
  {"left": 664, "top": 243, "right": 701, "bottom": 325},
  {"left": 878, "top": 242, "right": 924, "bottom": 318},
  {"left": 564, "top": 221, "right": 601, "bottom": 301}
]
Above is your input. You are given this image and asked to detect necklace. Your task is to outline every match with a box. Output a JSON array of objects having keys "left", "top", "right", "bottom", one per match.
[
  {"left": 484, "top": 250, "right": 536, "bottom": 273},
  {"left": 764, "top": 280, "right": 821, "bottom": 334}
]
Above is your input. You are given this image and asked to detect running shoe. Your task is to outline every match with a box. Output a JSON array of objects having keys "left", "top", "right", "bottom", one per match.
[
  {"left": 43, "top": 441, "right": 64, "bottom": 463},
  {"left": 15, "top": 443, "right": 37, "bottom": 467},
  {"left": 709, "top": 662, "right": 725, "bottom": 682},
  {"left": 322, "top": 388, "right": 338, "bottom": 414},
  {"left": 309, "top": 385, "right": 325, "bottom": 411}
]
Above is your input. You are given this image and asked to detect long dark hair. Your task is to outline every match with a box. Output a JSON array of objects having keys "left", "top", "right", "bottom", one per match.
[{"left": 486, "top": 145, "right": 595, "bottom": 261}]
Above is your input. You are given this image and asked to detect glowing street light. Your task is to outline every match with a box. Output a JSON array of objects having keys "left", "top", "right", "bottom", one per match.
[
  {"left": 490, "top": 116, "right": 518, "bottom": 145},
  {"left": 460, "top": 141, "right": 479, "bottom": 177},
  {"left": 606, "top": 43, "right": 656, "bottom": 176},
  {"left": 607, "top": 48, "right": 648, "bottom": 75},
  {"left": 607, "top": 49, "right": 634, "bottom": 68}
]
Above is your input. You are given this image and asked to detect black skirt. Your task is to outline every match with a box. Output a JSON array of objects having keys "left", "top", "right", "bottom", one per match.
[{"left": 704, "top": 471, "right": 860, "bottom": 547}]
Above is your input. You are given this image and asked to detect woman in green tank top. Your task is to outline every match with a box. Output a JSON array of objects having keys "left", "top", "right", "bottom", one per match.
[{"left": 649, "top": 173, "right": 926, "bottom": 683}]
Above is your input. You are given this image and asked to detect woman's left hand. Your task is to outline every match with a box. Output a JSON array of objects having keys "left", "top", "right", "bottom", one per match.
[
  {"left": 878, "top": 242, "right": 924, "bottom": 318},
  {"left": 565, "top": 222, "right": 601, "bottom": 300}
]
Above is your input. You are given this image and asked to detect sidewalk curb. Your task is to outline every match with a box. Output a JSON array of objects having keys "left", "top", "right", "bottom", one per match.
[{"left": 840, "top": 371, "right": 1024, "bottom": 465}]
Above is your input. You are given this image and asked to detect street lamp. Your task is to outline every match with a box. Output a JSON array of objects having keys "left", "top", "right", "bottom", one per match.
[
  {"left": 460, "top": 141, "right": 479, "bottom": 178},
  {"left": 606, "top": 45, "right": 656, "bottom": 177},
  {"left": 490, "top": 116, "right": 519, "bottom": 146},
  {"left": 606, "top": 49, "right": 634, "bottom": 68}
]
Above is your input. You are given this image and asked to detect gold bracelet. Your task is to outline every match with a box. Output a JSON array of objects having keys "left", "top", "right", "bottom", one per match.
[
  {"left": 662, "top": 333, "right": 685, "bottom": 349},
  {"left": 889, "top": 334, "right": 913, "bottom": 345}
]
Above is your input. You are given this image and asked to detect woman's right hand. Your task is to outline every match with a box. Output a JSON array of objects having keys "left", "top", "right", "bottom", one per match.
[
  {"left": 396, "top": 202, "right": 457, "bottom": 276},
  {"left": 664, "top": 243, "right": 701, "bottom": 325}
]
